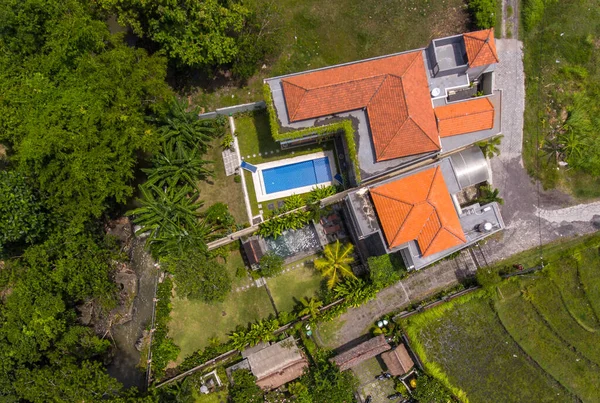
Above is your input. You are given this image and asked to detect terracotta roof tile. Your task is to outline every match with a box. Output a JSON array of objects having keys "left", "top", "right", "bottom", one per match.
[
  {"left": 281, "top": 52, "right": 440, "bottom": 161},
  {"left": 463, "top": 29, "right": 499, "bottom": 67},
  {"left": 370, "top": 167, "right": 466, "bottom": 256},
  {"left": 434, "top": 97, "right": 495, "bottom": 137}
]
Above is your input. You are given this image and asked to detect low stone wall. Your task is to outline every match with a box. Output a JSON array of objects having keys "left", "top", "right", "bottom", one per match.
[{"left": 198, "top": 101, "right": 266, "bottom": 119}]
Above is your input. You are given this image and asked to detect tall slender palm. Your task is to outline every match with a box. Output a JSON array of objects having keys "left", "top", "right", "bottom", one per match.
[
  {"left": 298, "top": 297, "right": 323, "bottom": 318},
  {"left": 143, "top": 141, "right": 213, "bottom": 190},
  {"left": 314, "top": 240, "right": 356, "bottom": 289}
]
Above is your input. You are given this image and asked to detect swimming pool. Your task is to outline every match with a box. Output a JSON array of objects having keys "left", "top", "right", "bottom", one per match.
[{"left": 262, "top": 157, "right": 332, "bottom": 194}]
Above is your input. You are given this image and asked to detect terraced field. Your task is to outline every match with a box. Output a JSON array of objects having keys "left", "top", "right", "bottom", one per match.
[{"left": 402, "top": 241, "right": 600, "bottom": 403}]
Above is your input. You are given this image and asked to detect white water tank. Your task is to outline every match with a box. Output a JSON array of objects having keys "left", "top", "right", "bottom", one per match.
[{"left": 431, "top": 87, "right": 441, "bottom": 97}]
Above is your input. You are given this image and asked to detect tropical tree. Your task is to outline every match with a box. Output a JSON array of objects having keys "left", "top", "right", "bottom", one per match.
[
  {"left": 478, "top": 185, "right": 504, "bottom": 205},
  {"left": 284, "top": 194, "right": 305, "bottom": 210},
  {"left": 307, "top": 185, "right": 336, "bottom": 204},
  {"left": 144, "top": 141, "right": 213, "bottom": 190},
  {"left": 297, "top": 297, "right": 323, "bottom": 319},
  {"left": 334, "top": 278, "right": 377, "bottom": 308},
  {"left": 259, "top": 252, "right": 284, "bottom": 277},
  {"left": 158, "top": 98, "right": 225, "bottom": 153},
  {"left": 126, "top": 184, "right": 211, "bottom": 257},
  {"left": 314, "top": 241, "right": 356, "bottom": 289},
  {"left": 477, "top": 135, "right": 503, "bottom": 159},
  {"left": 230, "top": 369, "right": 264, "bottom": 403}
]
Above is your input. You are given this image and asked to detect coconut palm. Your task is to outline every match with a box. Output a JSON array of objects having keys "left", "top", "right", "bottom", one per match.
[
  {"left": 477, "top": 135, "right": 503, "bottom": 159},
  {"left": 144, "top": 141, "right": 213, "bottom": 190},
  {"left": 314, "top": 240, "right": 356, "bottom": 289},
  {"left": 297, "top": 297, "right": 323, "bottom": 318}
]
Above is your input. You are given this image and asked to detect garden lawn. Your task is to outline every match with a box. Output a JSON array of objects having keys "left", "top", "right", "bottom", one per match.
[
  {"left": 266, "top": 259, "right": 323, "bottom": 313},
  {"left": 192, "top": 0, "right": 469, "bottom": 110},
  {"left": 169, "top": 286, "right": 275, "bottom": 362},
  {"left": 402, "top": 292, "right": 566, "bottom": 403},
  {"left": 218, "top": 246, "right": 253, "bottom": 290},
  {"left": 521, "top": 0, "right": 600, "bottom": 197},
  {"left": 196, "top": 138, "right": 248, "bottom": 224}
]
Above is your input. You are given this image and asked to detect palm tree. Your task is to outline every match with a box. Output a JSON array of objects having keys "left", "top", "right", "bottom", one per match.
[
  {"left": 314, "top": 240, "right": 356, "bottom": 289},
  {"left": 157, "top": 97, "right": 224, "bottom": 153},
  {"left": 143, "top": 141, "right": 213, "bottom": 190},
  {"left": 307, "top": 185, "right": 336, "bottom": 204},
  {"left": 297, "top": 297, "right": 323, "bottom": 318},
  {"left": 334, "top": 278, "right": 377, "bottom": 307},
  {"left": 477, "top": 135, "right": 503, "bottom": 159},
  {"left": 478, "top": 185, "right": 504, "bottom": 205},
  {"left": 126, "top": 185, "right": 211, "bottom": 256}
]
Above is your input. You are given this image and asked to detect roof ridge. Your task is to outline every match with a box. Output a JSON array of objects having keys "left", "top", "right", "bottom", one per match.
[
  {"left": 377, "top": 118, "right": 410, "bottom": 159},
  {"left": 390, "top": 203, "right": 415, "bottom": 247},
  {"left": 425, "top": 167, "right": 441, "bottom": 200},
  {"left": 298, "top": 74, "right": 387, "bottom": 91},
  {"left": 417, "top": 209, "right": 440, "bottom": 255},
  {"left": 370, "top": 189, "right": 414, "bottom": 207},
  {"left": 407, "top": 116, "right": 440, "bottom": 148},
  {"left": 439, "top": 226, "right": 467, "bottom": 244},
  {"left": 467, "top": 29, "right": 497, "bottom": 66},
  {"left": 365, "top": 75, "right": 391, "bottom": 107},
  {"left": 282, "top": 81, "right": 309, "bottom": 121},
  {"left": 436, "top": 107, "right": 492, "bottom": 120}
]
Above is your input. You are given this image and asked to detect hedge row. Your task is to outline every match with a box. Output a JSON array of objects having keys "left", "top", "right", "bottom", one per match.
[
  {"left": 263, "top": 84, "right": 361, "bottom": 183},
  {"left": 151, "top": 277, "right": 181, "bottom": 379}
]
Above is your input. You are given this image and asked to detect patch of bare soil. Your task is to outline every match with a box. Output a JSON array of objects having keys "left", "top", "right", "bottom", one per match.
[{"left": 429, "top": 3, "right": 469, "bottom": 39}]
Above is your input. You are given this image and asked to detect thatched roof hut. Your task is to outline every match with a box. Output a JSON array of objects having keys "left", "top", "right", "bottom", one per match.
[
  {"left": 330, "top": 335, "right": 391, "bottom": 371},
  {"left": 381, "top": 344, "right": 415, "bottom": 376},
  {"left": 246, "top": 337, "right": 309, "bottom": 390}
]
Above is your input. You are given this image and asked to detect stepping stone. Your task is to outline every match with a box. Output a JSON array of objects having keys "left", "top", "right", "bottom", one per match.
[
  {"left": 253, "top": 154, "right": 256, "bottom": 157},
  {"left": 270, "top": 151, "right": 274, "bottom": 154},
  {"left": 258, "top": 152, "right": 261, "bottom": 156},
  {"left": 258, "top": 204, "right": 262, "bottom": 208},
  {"left": 276, "top": 150, "right": 280, "bottom": 153},
  {"left": 241, "top": 156, "right": 244, "bottom": 160}
]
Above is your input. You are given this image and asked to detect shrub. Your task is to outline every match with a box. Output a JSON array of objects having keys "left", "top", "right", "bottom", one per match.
[
  {"left": 234, "top": 174, "right": 242, "bottom": 183},
  {"left": 412, "top": 374, "right": 456, "bottom": 403},
  {"left": 476, "top": 267, "right": 502, "bottom": 288},
  {"left": 468, "top": 0, "right": 497, "bottom": 29},
  {"left": 204, "top": 202, "right": 235, "bottom": 229},
  {"left": 221, "top": 133, "right": 234, "bottom": 149},
  {"left": 259, "top": 252, "right": 284, "bottom": 277},
  {"left": 230, "top": 369, "right": 264, "bottom": 403},
  {"left": 151, "top": 278, "right": 181, "bottom": 378},
  {"left": 368, "top": 253, "right": 407, "bottom": 289},
  {"left": 236, "top": 265, "right": 247, "bottom": 279},
  {"left": 522, "top": 0, "right": 546, "bottom": 32}
]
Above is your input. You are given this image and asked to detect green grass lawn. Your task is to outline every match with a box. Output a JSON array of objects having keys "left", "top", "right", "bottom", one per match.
[
  {"left": 402, "top": 235, "right": 600, "bottom": 402},
  {"left": 196, "top": 138, "right": 248, "bottom": 225},
  {"left": 169, "top": 286, "right": 275, "bottom": 362},
  {"left": 191, "top": 0, "right": 469, "bottom": 110},
  {"left": 218, "top": 246, "right": 253, "bottom": 290},
  {"left": 521, "top": 0, "right": 600, "bottom": 197},
  {"left": 266, "top": 259, "right": 324, "bottom": 313}
]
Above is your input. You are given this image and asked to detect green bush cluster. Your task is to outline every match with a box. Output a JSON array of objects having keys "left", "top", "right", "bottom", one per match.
[
  {"left": 178, "top": 341, "right": 235, "bottom": 372},
  {"left": 259, "top": 252, "right": 285, "bottom": 277},
  {"left": 367, "top": 253, "right": 407, "bottom": 289},
  {"left": 151, "top": 277, "right": 181, "bottom": 378},
  {"left": 468, "top": 0, "right": 498, "bottom": 29},
  {"left": 522, "top": 0, "right": 546, "bottom": 32},
  {"left": 263, "top": 84, "right": 361, "bottom": 183},
  {"left": 257, "top": 210, "right": 312, "bottom": 238}
]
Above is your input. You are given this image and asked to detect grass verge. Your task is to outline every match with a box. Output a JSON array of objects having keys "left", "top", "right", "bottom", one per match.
[
  {"left": 266, "top": 260, "right": 323, "bottom": 313},
  {"left": 169, "top": 286, "right": 275, "bottom": 362}
]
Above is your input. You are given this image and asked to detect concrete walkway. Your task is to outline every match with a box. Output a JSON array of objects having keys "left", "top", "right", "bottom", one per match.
[{"left": 316, "top": 251, "right": 476, "bottom": 348}]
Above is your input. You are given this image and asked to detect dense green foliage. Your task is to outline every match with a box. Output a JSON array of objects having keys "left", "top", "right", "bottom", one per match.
[
  {"left": 164, "top": 249, "right": 231, "bottom": 302},
  {"left": 151, "top": 278, "right": 180, "bottom": 378},
  {"left": 100, "top": 0, "right": 279, "bottom": 78},
  {"left": 467, "top": 0, "right": 498, "bottom": 29},
  {"left": 257, "top": 210, "right": 312, "bottom": 239},
  {"left": 230, "top": 369, "right": 264, "bottom": 403},
  {"left": 412, "top": 374, "right": 456, "bottom": 403},
  {"left": 259, "top": 252, "right": 285, "bottom": 277},
  {"left": 0, "top": 171, "right": 46, "bottom": 253},
  {"left": 229, "top": 317, "right": 280, "bottom": 350},
  {"left": 367, "top": 253, "right": 407, "bottom": 289},
  {"left": 298, "top": 351, "right": 358, "bottom": 403}
]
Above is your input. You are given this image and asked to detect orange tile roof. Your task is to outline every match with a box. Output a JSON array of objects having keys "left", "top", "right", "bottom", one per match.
[
  {"left": 434, "top": 97, "right": 495, "bottom": 137},
  {"left": 280, "top": 52, "right": 440, "bottom": 161},
  {"left": 463, "top": 29, "right": 499, "bottom": 67},
  {"left": 370, "top": 167, "right": 466, "bottom": 256}
]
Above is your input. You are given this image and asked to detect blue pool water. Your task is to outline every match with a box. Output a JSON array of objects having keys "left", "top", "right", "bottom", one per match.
[{"left": 262, "top": 157, "right": 332, "bottom": 194}]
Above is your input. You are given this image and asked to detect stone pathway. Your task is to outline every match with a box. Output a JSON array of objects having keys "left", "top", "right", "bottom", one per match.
[{"left": 222, "top": 147, "right": 238, "bottom": 176}]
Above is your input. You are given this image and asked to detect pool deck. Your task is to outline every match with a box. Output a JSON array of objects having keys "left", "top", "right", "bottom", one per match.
[{"left": 251, "top": 151, "right": 338, "bottom": 202}]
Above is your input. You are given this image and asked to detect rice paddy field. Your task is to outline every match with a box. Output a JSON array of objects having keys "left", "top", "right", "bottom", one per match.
[{"left": 402, "top": 239, "right": 600, "bottom": 403}]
